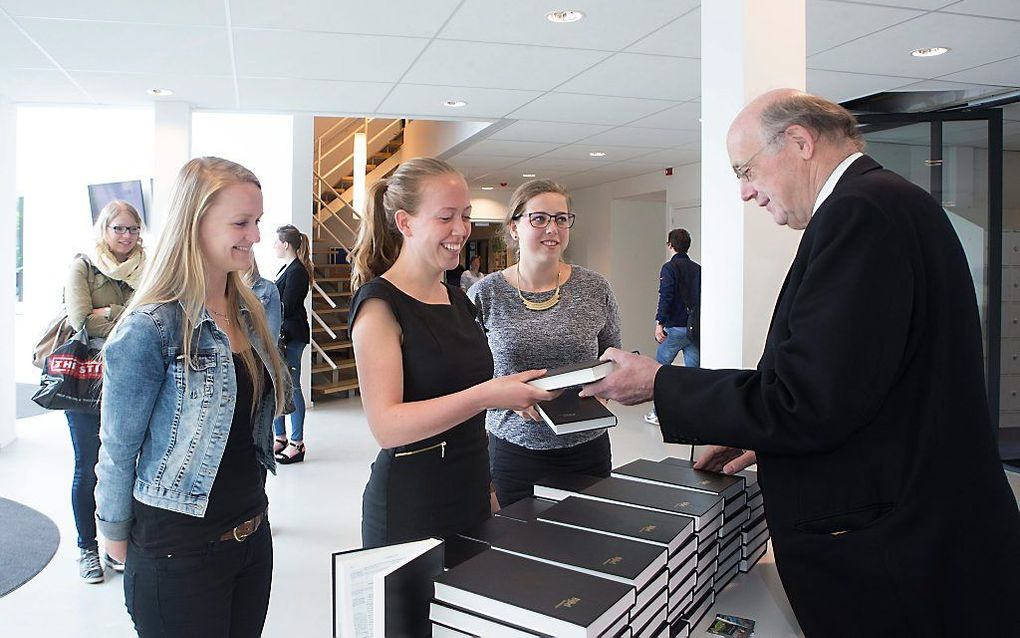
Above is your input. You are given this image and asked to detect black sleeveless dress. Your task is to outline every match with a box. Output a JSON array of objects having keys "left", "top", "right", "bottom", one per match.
[{"left": 350, "top": 278, "right": 494, "bottom": 547}]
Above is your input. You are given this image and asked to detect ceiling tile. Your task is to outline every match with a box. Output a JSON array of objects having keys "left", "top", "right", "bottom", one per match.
[
  {"left": 581, "top": 126, "right": 699, "bottom": 148},
  {"left": 626, "top": 101, "right": 701, "bottom": 130},
  {"left": 807, "top": 1, "right": 924, "bottom": 56},
  {"left": 510, "top": 156, "right": 608, "bottom": 173},
  {"left": 489, "top": 120, "right": 612, "bottom": 143},
  {"left": 508, "top": 92, "right": 678, "bottom": 125},
  {"left": 808, "top": 12, "right": 1020, "bottom": 79},
  {"left": 938, "top": 55, "right": 1020, "bottom": 88},
  {"left": 449, "top": 155, "right": 524, "bottom": 172},
  {"left": 557, "top": 53, "right": 700, "bottom": 101},
  {"left": 455, "top": 139, "right": 563, "bottom": 158},
  {"left": 0, "top": 67, "right": 90, "bottom": 103},
  {"left": 625, "top": 8, "right": 699, "bottom": 58},
  {"left": 629, "top": 147, "right": 702, "bottom": 166},
  {"left": 72, "top": 71, "right": 236, "bottom": 108},
  {"left": 0, "top": 0, "right": 224, "bottom": 25},
  {"left": 439, "top": 0, "right": 699, "bottom": 51},
  {"left": 377, "top": 84, "right": 542, "bottom": 119},
  {"left": 936, "top": 0, "right": 1020, "bottom": 20},
  {"left": 539, "top": 143, "right": 657, "bottom": 161},
  {"left": 404, "top": 40, "right": 608, "bottom": 91},
  {"left": 230, "top": 0, "right": 461, "bottom": 37},
  {"left": 16, "top": 18, "right": 232, "bottom": 74},
  {"left": 806, "top": 69, "right": 922, "bottom": 103},
  {"left": 239, "top": 78, "right": 392, "bottom": 114},
  {"left": 233, "top": 29, "right": 426, "bottom": 82},
  {"left": 0, "top": 15, "right": 53, "bottom": 69},
  {"left": 834, "top": 0, "right": 958, "bottom": 9}
]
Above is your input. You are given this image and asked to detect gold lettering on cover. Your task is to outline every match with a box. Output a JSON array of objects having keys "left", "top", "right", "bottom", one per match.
[
  {"left": 602, "top": 556, "right": 623, "bottom": 566},
  {"left": 672, "top": 501, "right": 690, "bottom": 510},
  {"left": 698, "top": 479, "right": 711, "bottom": 486},
  {"left": 555, "top": 596, "right": 582, "bottom": 609},
  {"left": 639, "top": 524, "right": 657, "bottom": 533}
]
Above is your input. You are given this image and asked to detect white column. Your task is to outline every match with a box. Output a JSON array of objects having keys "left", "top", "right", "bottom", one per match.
[
  {"left": 0, "top": 97, "right": 17, "bottom": 448},
  {"left": 151, "top": 101, "right": 192, "bottom": 234},
  {"left": 700, "top": 0, "right": 806, "bottom": 368},
  {"left": 291, "top": 115, "right": 314, "bottom": 404}
]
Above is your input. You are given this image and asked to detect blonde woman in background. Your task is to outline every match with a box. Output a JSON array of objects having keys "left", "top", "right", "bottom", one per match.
[
  {"left": 63, "top": 200, "right": 146, "bottom": 583},
  {"left": 95, "top": 157, "right": 290, "bottom": 637}
]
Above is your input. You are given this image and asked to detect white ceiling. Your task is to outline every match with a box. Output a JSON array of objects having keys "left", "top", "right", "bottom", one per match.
[{"left": 1, "top": 0, "right": 1018, "bottom": 191}]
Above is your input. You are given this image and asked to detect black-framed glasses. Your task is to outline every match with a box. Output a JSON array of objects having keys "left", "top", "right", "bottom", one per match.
[
  {"left": 732, "top": 130, "right": 786, "bottom": 182},
  {"left": 108, "top": 225, "right": 141, "bottom": 236},
  {"left": 514, "top": 212, "right": 576, "bottom": 229}
]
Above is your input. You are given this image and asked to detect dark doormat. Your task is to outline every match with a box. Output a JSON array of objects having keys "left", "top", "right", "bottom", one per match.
[
  {"left": 0, "top": 497, "right": 60, "bottom": 597},
  {"left": 16, "top": 383, "right": 49, "bottom": 420}
]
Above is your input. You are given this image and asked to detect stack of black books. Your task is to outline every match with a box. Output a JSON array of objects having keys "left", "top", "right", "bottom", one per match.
[{"left": 738, "top": 469, "right": 769, "bottom": 572}]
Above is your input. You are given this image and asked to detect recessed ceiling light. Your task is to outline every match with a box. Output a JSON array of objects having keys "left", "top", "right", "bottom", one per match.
[
  {"left": 481, "top": 186, "right": 494, "bottom": 191},
  {"left": 444, "top": 99, "right": 467, "bottom": 107},
  {"left": 522, "top": 173, "right": 536, "bottom": 178},
  {"left": 589, "top": 151, "right": 606, "bottom": 157},
  {"left": 546, "top": 10, "right": 585, "bottom": 23},
  {"left": 910, "top": 46, "right": 950, "bottom": 58},
  {"left": 147, "top": 88, "right": 174, "bottom": 97}
]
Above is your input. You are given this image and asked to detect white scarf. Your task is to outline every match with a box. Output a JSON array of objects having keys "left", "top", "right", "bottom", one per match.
[{"left": 93, "top": 243, "right": 146, "bottom": 290}]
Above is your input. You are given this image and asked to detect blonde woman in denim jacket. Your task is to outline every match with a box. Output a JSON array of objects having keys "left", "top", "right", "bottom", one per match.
[{"left": 95, "top": 158, "right": 290, "bottom": 637}]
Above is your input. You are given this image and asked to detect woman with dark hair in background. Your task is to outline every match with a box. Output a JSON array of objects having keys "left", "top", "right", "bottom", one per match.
[
  {"left": 272, "top": 224, "right": 312, "bottom": 464},
  {"left": 348, "top": 157, "right": 552, "bottom": 547},
  {"left": 63, "top": 199, "right": 147, "bottom": 583}
]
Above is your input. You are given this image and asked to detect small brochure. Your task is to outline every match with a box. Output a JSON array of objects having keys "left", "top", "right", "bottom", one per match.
[{"left": 707, "top": 613, "right": 756, "bottom": 637}]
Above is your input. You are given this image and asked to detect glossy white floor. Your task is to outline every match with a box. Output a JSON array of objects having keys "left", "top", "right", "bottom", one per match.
[{"left": 2, "top": 398, "right": 1017, "bottom": 637}]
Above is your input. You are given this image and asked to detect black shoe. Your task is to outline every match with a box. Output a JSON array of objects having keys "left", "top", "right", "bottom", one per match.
[
  {"left": 276, "top": 441, "right": 305, "bottom": 465},
  {"left": 104, "top": 552, "right": 125, "bottom": 573}
]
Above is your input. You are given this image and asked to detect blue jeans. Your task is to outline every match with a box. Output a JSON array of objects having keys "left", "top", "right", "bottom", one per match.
[
  {"left": 273, "top": 339, "right": 306, "bottom": 442},
  {"left": 66, "top": 410, "right": 101, "bottom": 550},
  {"left": 656, "top": 326, "right": 700, "bottom": 368}
]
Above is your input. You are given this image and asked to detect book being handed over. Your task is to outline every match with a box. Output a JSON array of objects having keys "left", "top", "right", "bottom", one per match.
[
  {"left": 536, "top": 387, "right": 617, "bottom": 435},
  {"left": 527, "top": 359, "right": 615, "bottom": 391}
]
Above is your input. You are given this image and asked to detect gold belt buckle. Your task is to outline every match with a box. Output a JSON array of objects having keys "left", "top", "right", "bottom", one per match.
[{"left": 232, "top": 518, "right": 255, "bottom": 542}]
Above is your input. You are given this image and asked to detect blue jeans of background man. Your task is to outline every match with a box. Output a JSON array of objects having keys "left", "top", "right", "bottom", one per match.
[
  {"left": 656, "top": 326, "right": 700, "bottom": 368},
  {"left": 66, "top": 410, "right": 101, "bottom": 550},
  {"left": 273, "top": 339, "right": 306, "bottom": 441}
]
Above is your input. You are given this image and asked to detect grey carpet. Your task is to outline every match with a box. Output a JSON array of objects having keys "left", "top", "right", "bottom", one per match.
[
  {"left": 0, "top": 497, "right": 60, "bottom": 597},
  {"left": 16, "top": 382, "right": 49, "bottom": 419}
]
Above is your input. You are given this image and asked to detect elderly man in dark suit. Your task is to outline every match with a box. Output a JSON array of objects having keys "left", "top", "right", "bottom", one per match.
[{"left": 582, "top": 89, "right": 1020, "bottom": 637}]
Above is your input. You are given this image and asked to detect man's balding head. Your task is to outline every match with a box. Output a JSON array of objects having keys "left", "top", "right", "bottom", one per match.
[{"left": 729, "top": 89, "right": 863, "bottom": 153}]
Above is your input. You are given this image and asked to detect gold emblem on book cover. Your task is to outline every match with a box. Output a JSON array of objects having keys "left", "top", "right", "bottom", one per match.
[{"left": 556, "top": 596, "right": 582, "bottom": 609}]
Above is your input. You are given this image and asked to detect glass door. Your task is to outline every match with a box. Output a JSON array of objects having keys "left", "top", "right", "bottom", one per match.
[{"left": 857, "top": 110, "right": 1014, "bottom": 466}]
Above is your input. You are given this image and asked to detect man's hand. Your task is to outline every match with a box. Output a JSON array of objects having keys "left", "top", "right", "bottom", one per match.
[
  {"left": 654, "top": 323, "right": 666, "bottom": 344},
  {"left": 578, "top": 348, "right": 660, "bottom": 406},
  {"left": 694, "top": 445, "right": 757, "bottom": 474}
]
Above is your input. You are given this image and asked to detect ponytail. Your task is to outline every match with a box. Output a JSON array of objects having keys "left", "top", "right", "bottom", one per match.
[
  {"left": 349, "top": 157, "right": 462, "bottom": 291},
  {"left": 350, "top": 179, "right": 400, "bottom": 290},
  {"left": 276, "top": 224, "right": 315, "bottom": 285}
]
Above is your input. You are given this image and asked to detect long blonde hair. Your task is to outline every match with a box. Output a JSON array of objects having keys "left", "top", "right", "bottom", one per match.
[
  {"left": 94, "top": 199, "right": 145, "bottom": 255},
  {"left": 113, "top": 157, "right": 290, "bottom": 415},
  {"left": 349, "top": 157, "right": 462, "bottom": 290}
]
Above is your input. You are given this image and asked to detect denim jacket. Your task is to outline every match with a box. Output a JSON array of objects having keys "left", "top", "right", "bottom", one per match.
[
  {"left": 252, "top": 276, "right": 283, "bottom": 342},
  {"left": 96, "top": 299, "right": 283, "bottom": 542}
]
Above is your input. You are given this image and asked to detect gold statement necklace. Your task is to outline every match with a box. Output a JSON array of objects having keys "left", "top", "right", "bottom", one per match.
[{"left": 516, "top": 262, "right": 561, "bottom": 311}]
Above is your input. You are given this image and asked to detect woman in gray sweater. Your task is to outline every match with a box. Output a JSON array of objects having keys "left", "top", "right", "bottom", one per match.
[{"left": 468, "top": 179, "right": 621, "bottom": 507}]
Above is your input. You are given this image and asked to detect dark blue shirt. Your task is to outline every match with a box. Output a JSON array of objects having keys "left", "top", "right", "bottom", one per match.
[{"left": 656, "top": 253, "right": 701, "bottom": 328}]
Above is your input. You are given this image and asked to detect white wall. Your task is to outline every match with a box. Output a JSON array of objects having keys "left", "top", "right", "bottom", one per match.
[
  {"left": 402, "top": 120, "right": 495, "bottom": 160},
  {"left": 609, "top": 200, "right": 669, "bottom": 356},
  {"left": 0, "top": 98, "right": 16, "bottom": 448}
]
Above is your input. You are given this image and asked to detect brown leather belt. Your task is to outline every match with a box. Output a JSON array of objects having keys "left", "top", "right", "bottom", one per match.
[{"left": 219, "top": 512, "right": 265, "bottom": 542}]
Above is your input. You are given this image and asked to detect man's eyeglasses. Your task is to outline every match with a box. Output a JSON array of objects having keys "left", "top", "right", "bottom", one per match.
[
  {"left": 108, "top": 225, "right": 141, "bottom": 236},
  {"left": 514, "top": 212, "right": 577, "bottom": 229},
  {"left": 732, "top": 130, "right": 786, "bottom": 182}
]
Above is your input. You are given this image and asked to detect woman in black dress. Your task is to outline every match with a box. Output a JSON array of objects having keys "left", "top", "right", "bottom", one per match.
[{"left": 348, "top": 157, "right": 553, "bottom": 547}]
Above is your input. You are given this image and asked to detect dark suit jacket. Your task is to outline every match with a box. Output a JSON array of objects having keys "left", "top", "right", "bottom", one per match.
[
  {"left": 657, "top": 253, "right": 701, "bottom": 328},
  {"left": 655, "top": 156, "right": 1020, "bottom": 637},
  {"left": 275, "top": 260, "right": 310, "bottom": 344}
]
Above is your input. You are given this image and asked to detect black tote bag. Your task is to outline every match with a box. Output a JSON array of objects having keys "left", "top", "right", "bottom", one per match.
[{"left": 32, "top": 326, "right": 102, "bottom": 415}]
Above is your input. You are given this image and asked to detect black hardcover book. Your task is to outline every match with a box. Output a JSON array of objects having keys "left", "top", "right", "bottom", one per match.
[
  {"left": 444, "top": 534, "right": 490, "bottom": 570},
  {"left": 490, "top": 521, "right": 667, "bottom": 592},
  {"left": 538, "top": 495, "right": 695, "bottom": 554},
  {"left": 536, "top": 387, "right": 617, "bottom": 435},
  {"left": 332, "top": 537, "right": 444, "bottom": 638},
  {"left": 434, "top": 549, "right": 635, "bottom": 638},
  {"left": 429, "top": 601, "right": 551, "bottom": 637},
  {"left": 576, "top": 477, "right": 725, "bottom": 531},
  {"left": 528, "top": 359, "right": 615, "bottom": 391},
  {"left": 736, "top": 468, "right": 761, "bottom": 498},
  {"left": 458, "top": 515, "right": 527, "bottom": 546},
  {"left": 533, "top": 473, "right": 604, "bottom": 501},
  {"left": 496, "top": 496, "right": 557, "bottom": 523},
  {"left": 619, "top": 458, "right": 745, "bottom": 502}
]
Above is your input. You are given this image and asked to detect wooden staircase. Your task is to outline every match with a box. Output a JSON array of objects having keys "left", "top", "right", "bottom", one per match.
[{"left": 309, "top": 118, "right": 406, "bottom": 401}]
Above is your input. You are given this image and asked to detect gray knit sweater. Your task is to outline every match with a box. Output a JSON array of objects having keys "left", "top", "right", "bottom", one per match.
[{"left": 468, "top": 266, "right": 622, "bottom": 450}]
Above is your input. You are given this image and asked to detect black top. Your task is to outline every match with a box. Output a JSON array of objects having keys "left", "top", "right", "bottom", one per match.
[
  {"left": 275, "top": 260, "right": 310, "bottom": 344},
  {"left": 131, "top": 352, "right": 268, "bottom": 554},
  {"left": 656, "top": 253, "right": 700, "bottom": 328}
]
